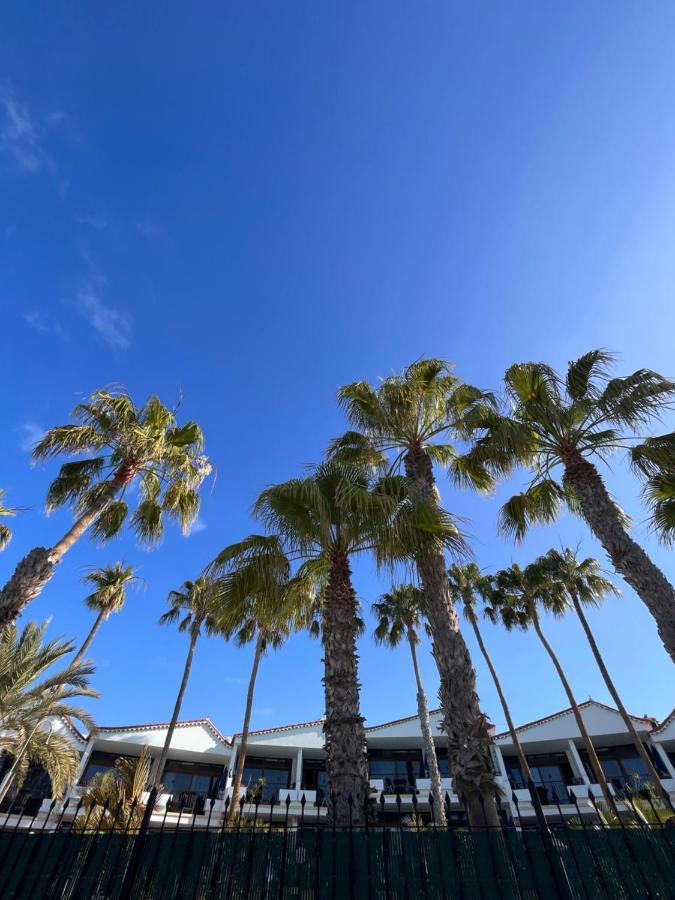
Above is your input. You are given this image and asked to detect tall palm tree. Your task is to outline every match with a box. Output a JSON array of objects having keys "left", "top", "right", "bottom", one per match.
[
  {"left": 462, "top": 351, "right": 675, "bottom": 661},
  {"left": 495, "top": 561, "right": 617, "bottom": 814},
  {"left": 330, "top": 360, "right": 501, "bottom": 825},
  {"left": 0, "top": 490, "right": 16, "bottom": 551},
  {"left": 372, "top": 585, "right": 446, "bottom": 825},
  {"left": 449, "top": 563, "right": 553, "bottom": 831},
  {"left": 150, "top": 576, "right": 225, "bottom": 787},
  {"left": 0, "top": 622, "right": 98, "bottom": 804},
  {"left": 255, "top": 461, "right": 435, "bottom": 826},
  {"left": 209, "top": 534, "right": 318, "bottom": 819},
  {"left": 541, "top": 548, "right": 665, "bottom": 792},
  {"left": 72, "top": 563, "right": 141, "bottom": 667},
  {"left": 0, "top": 389, "right": 210, "bottom": 628}
]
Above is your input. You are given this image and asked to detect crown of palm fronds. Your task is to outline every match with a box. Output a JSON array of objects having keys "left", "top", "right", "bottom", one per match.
[
  {"left": 0, "top": 622, "right": 98, "bottom": 733},
  {"left": 77, "top": 746, "right": 154, "bottom": 832},
  {"left": 372, "top": 584, "right": 427, "bottom": 648},
  {"left": 538, "top": 548, "right": 619, "bottom": 609},
  {"left": 461, "top": 351, "right": 675, "bottom": 540},
  {"left": 32, "top": 389, "right": 211, "bottom": 546},
  {"left": 209, "top": 534, "right": 323, "bottom": 648},
  {"left": 329, "top": 359, "right": 497, "bottom": 490},
  {"left": 0, "top": 724, "right": 81, "bottom": 799},
  {"left": 254, "top": 461, "right": 467, "bottom": 573},
  {"left": 492, "top": 561, "right": 566, "bottom": 624},
  {"left": 159, "top": 576, "right": 227, "bottom": 639},
  {"left": 82, "top": 562, "right": 141, "bottom": 616},
  {"left": 447, "top": 563, "right": 501, "bottom": 624},
  {"left": 631, "top": 432, "right": 675, "bottom": 543},
  {"left": 0, "top": 489, "right": 16, "bottom": 551}
]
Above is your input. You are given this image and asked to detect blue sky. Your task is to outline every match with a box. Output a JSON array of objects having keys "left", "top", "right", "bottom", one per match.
[{"left": 1, "top": 4, "right": 674, "bottom": 739}]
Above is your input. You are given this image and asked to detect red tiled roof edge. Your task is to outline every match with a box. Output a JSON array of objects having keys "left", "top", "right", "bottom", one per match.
[
  {"left": 494, "top": 699, "right": 655, "bottom": 740},
  {"left": 97, "top": 718, "right": 231, "bottom": 746},
  {"left": 652, "top": 708, "right": 675, "bottom": 734},
  {"left": 234, "top": 718, "right": 325, "bottom": 739}
]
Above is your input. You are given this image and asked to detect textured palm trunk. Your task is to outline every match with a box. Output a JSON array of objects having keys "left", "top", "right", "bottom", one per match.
[
  {"left": 563, "top": 453, "right": 675, "bottom": 662},
  {"left": 405, "top": 444, "right": 500, "bottom": 827},
  {"left": 228, "top": 633, "right": 263, "bottom": 821},
  {"left": 528, "top": 602, "right": 618, "bottom": 816},
  {"left": 0, "top": 465, "right": 138, "bottom": 630},
  {"left": 322, "top": 552, "right": 369, "bottom": 827},
  {"left": 570, "top": 589, "right": 664, "bottom": 792},
  {"left": 407, "top": 632, "right": 447, "bottom": 825},
  {"left": 151, "top": 628, "right": 199, "bottom": 788}
]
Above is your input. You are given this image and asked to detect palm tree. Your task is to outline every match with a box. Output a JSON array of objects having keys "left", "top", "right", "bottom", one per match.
[
  {"left": 76, "top": 745, "right": 154, "bottom": 832},
  {"left": 330, "top": 360, "right": 501, "bottom": 825},
  {"left": 254, "top": 461, "right": 423, "bottom": 826},
  {"left": 372, "top": 585, "right": 446, "bottom": 825},
  {"left": 631, "top": 431, "right": 675, "bottom": 543},
  {"left": 494, "top": 561, "right": 617, "bottom": 814},
  {"left": 449, "top": 562, "right": 553, "bottom": 830},
  {"left": 0, "top": 622, "right": 97, "bottom": 805},
  {"left": 541, "top": 548, "right": 665, "bottom": 793},
  {"left": 0, "top": 389, "right": 210, "bottom": 628},
  {"left": 462, "top": 350, "right": 675, "bottom": 661},
  {"left": 0, "top": 490, "right": 16, "bottom": 551},
  {"left": 209, "top": 534, "right": 318, "bottom": 819},
  {"left": 150, "top": 576, "right": 225, "bottom": 788},
  {"left": 72, "top": 563, "right": 140, "bottom": 667}
]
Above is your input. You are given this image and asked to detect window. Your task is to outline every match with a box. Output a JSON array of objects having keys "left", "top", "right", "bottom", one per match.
[
  {"left": 368, "top": 749, "right": 423, "bottom": 794},
  {"left": 579, "top": 744, "right": 654, "bottom": 794},
  {"left": 81, "top": 751, "right": 139, "bottom": 784},
  {"left": 503, "top": 752, "right": 575, "bottom": 804},
  {"left": 301, "top": 759, "right": 327, "bottom": 803},
  {"left": 240, "top": 756, "right": 292, "bottom": 803},
  {"left": 163, "top": 760, "right": 223, "bottom": 799}
]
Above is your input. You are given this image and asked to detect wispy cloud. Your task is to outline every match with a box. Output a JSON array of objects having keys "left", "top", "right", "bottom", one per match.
[
  {"left": 23, "top": 309, "right": 67, "bottom": 339},
  {"left": 75, "top": 287, "right": 132, "bottom": 350},
  {"left": 187, "top": 516, "right": 207, "bottom": 537},
  {"left": 136, "top": 218, "right": 172, "bottom": 246},
  {"left": 19, "top": 422, "right": 46, "bottom": 454},
  {"left": 253, "top": 707, "right": 274, "bottom": 718},
  {"left": 76, "top": 212, "right": 109, "bottom": 230},
  {"left": 0, "top": 83, "right": 55, "bottom": 174}
]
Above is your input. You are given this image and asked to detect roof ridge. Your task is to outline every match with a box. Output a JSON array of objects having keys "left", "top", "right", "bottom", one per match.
[
  {"left": 97, "top": 718, "right": 231, "bottom": 745},
  {"left": 494, "top": 699, "right": 655, "bottom": 740}
]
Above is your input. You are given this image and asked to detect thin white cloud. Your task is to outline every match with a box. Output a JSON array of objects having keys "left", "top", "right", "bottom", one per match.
[
  {"left": 187, "top": 516, "right": 207, "bottom": 536},
  {"left": 76, "top": 212, "right": 109, "bottom": 230},
  {"left": 136, "top": 219, "right": 172, "bottom": 246},
  {"left": 0, "top": 83, "right": 55, "bottom": 174},
  {"left": 19, "top": 422, "right": 46, "bottom": 454},
  {"left": 253, "top": 707, "right": 274, "bottom": 718},
  {"left": 23, "top": 309, "right": 67, "bottom": 339},
  {"left": 75, "top": 287, "right": 132, "bottom": 350}
]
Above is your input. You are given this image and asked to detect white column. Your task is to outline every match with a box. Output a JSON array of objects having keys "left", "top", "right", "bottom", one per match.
[
  {"left": 566, "top": 740, "right": 590, "bottom": 784},
  {"left": 652, "top": 743, "right": 675, "bottom": 779},
  {"left": 75, "top": 737, "right": 95, "bottom": 784},
  {"left": 294, "top": 747, "right": 304, "bottom": 790}
]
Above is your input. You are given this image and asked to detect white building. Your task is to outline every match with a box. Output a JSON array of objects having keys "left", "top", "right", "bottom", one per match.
[{"left": 2, "top": 699, "right": 674, "bottom": 827}]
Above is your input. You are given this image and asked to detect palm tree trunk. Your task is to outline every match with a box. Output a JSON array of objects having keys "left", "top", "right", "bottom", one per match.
[
  {"left": 405, "top": 444, "right": 500, "bottom": 828},
  {"left": 227, "top": 633, "right": 263, "bottom": 821},
  {"left": 71, "top": 611, "right": 106, "bottom": 668},
  {"left": 563, "top": 454, "right": 675, "bottom": 662},
  {"left": 407, "top": 631, "right": 447, "bottom": 825},
  {"left": 569, "top": 589, "right": 664, "bottom": 792},
  {"left": 322, "top": 552, "right": 370, "bottom": 827},
  {"left": 0, "top": 466, "right": 137, "bottom": 629},
  {"left": 151, "top": 629, "right": 199, "bottom": 788},
  {"left": 529, "top": 603, "right": 618, "bottom": 816},
  {"left": 467, "top": 610, "right": 553, "bottom": 831},
  {"left": 467, "top": 612, "right": 533, "bottom": 784}
]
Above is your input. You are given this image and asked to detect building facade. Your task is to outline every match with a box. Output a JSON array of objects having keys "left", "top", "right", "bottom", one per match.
[{"left": 2, "top": 699, "right": 674, "bottom": 827}]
